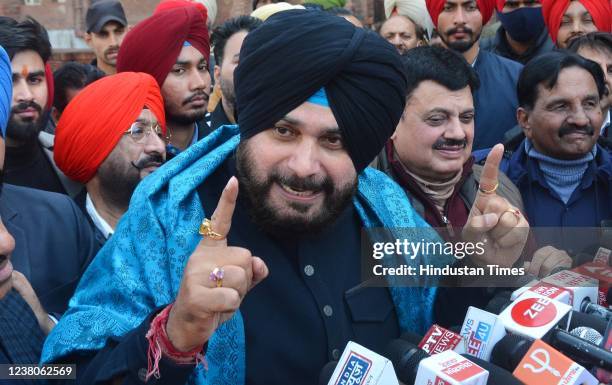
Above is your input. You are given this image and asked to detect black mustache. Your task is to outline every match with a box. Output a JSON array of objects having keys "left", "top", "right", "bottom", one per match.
[
  {"left": 11, "top": 101, "right": 42, "bottom": 114},
  {"left": 432, "top": 138, "right": 468, "bottom": 150},
  {"left": 273, "top": 173, "right": 333, "bottom": 193},
  {"left": 446, "top": 27, "right": 473, "bottom": 36},
  {"left": 182, "top": 92, "right": 209, "bottom": 105},
  {"left": 131, "top": 154, "right": 164, "bottom": 170},
  {"left": 558, "top": 124, "right": 595, "bottom": 137},
  {"left": 104, "top": 46, "right": 119, "bottom": 56}
]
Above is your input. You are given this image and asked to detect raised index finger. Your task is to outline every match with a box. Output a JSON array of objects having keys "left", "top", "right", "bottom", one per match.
[
  {"left": 479, "top": 144, "right": 503, "bottom": 192},
  {"left": 201, "top": 176, "right": 239, "bottom": 247}
]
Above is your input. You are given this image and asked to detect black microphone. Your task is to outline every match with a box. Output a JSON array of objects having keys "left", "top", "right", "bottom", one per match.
[
  {"left": 460, "top": 354, "right": 525, "bottom": 385},
  {"left": 384, "top": 339, "right": 428, "bottom": 385},
  {"left": 492, "top": 330, "right": 612, "bottom": 371},
  {"left": 551, "top": 328, "right": 612, "bottom": 370},
  {"left": 491, "top": 334, "right": 534, "bottom": 372},
  {"left": 563, "top": 309, "right": 609, "bottom": 335},
  {"left": 318, "top": 361, "right": 337, "bottom": 385}
]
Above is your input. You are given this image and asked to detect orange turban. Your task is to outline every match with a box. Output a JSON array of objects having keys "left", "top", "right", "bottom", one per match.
[
  {"left": 54, "top": 72, "right": 165, "bottom": 184},
  {"left": 426, "top": 0, "right": 495, "bottom": 27},
  {"left": 542, "top": 0, "right": 612, "bottom": 44}
]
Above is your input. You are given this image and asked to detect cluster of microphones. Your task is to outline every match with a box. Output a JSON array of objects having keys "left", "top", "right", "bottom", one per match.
[{"left": 320, "top": 246, "right": 612, "bottom": 385}]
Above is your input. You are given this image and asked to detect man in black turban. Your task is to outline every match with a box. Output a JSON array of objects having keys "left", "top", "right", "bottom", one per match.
[{"left": 43, "top": 10, "right": 442, "bottom": 385}]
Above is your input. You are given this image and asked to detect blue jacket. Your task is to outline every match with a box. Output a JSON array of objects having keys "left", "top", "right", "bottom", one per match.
[
  {"left": 504, "top": 141, "right": 612, "bottom": 226},
  {"left": 472, "top": 50, "right": 523, "bottom": 150},
  {"left": 476, "top": 140, "right": 612, "bottom": 252}
]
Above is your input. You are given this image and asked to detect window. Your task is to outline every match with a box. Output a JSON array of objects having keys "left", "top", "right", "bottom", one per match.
[{"left": 24, "top": 0, "right": 42, "bottom": 5}]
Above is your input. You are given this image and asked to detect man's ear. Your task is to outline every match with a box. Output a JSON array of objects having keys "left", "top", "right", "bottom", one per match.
[
  {"left": 517, "top": 107, "right": 533, "bottom": 139},
  {"left": 51, "top": 107, "right": 60, "bottom": 124},
  {"left": 84, "top": 32, "right": 93, "bottom": 47},
  {"left": 213, "top": 64, "right": 221, "bottom": 85}
]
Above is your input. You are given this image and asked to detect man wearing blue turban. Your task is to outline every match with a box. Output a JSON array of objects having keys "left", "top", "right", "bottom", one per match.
[
  {"left": 0, "top": 45, "right": 98, "bottom": 368},
  {"left": 43, "top": 10, "right": 454, "bottom": 385}
]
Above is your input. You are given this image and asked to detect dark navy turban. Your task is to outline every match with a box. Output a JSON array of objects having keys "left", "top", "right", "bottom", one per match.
[{"left": 235, "top": 9, "right": 407, "bottom": 173}]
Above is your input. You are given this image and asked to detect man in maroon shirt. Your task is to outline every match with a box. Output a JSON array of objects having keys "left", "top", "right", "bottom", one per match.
[{"left": 376, "top": 46, "right": 572, "bottom": 326}]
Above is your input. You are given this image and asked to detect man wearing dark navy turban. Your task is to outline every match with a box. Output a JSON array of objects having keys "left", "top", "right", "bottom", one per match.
[
  {"left": 117, "top": 3, "right": 211, "bottom": 157},
  {"left": 43, "top": 9, "right": 453, "bottom": 385},
  {"left": 426, "top": 0, "right": 524, "bottom": 150}
]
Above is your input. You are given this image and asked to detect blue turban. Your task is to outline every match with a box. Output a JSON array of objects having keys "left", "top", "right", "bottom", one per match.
[
  {"left": 235, "top": 9, "right": 407, "bottom": 173},
  {"left": 0, "top": 46, "right": 10, "bottom": 138}
]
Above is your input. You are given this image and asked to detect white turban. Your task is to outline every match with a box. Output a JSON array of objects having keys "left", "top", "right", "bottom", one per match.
[
  {"left": 384, "top": 0, "right": 434, "bottom": 38},
  {"left": 194, "top": 0, "right": 217, "bottom": 25}
]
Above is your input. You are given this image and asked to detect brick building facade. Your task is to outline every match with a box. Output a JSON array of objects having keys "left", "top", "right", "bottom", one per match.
[{"left": 0, "top": 0, "right": 383, "bottom": 67}]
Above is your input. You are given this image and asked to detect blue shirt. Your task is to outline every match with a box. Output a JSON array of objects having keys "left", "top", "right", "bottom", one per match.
[
  {"left": 472, "top": 50, "right": 523, "bottom": 150},
  {"left": 166, "top": 123, "right": 201, "bottom": 157}
]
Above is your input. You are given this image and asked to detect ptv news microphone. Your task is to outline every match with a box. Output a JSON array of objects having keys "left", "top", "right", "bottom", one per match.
[
  {"left": 417, "top": 324, "right": 467, "bottom": 355},
  {"left": 512, "top": 339, "right": 599, "bottom": 385},
  {"left": 325, "top": 341, "right": 399, "bottom": 385}
]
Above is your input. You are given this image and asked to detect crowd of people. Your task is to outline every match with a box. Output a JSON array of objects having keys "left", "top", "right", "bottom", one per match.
[{"left": 0, "top": 0, "right": 610, "bottom": 384}]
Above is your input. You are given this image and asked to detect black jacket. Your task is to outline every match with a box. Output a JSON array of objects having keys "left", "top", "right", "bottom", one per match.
[
  {"left": 481, "top": 25, "right": 554, "bottom": 65},
  {"left": 1, "top": 184, "right": 99, "bottom": 314}
]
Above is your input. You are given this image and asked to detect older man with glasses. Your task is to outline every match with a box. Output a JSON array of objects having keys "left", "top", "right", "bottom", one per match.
[{"left": 53, "top": 72, "right": 167, "bottom": 247}]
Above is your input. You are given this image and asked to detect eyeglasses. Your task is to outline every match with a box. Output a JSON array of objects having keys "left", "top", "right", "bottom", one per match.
[{"left": 124, "top": 121, "right": 171, "bottom": 144}]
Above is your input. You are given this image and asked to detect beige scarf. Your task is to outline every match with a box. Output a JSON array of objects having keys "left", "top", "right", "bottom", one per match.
[{"left": 393, "top": 150, "right": 462, "bottom": 215}]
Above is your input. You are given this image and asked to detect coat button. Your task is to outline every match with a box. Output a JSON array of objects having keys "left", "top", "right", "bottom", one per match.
[
  {"left": 323, "top": 305, "right": 333, "bottom": 317},
  {"left": 332, "top": 348, "right": 341, "bottom": 360},
  {"left": 304, "top": 265, "right": 315, "bottom": 276}
]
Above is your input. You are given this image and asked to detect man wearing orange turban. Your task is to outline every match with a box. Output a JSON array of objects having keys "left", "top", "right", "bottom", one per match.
[
  {"left": 117, "top": 4, "right": 212, "bottom": 159},
  {"left": 542, "top": 0, "right": 611, "bottom": 48},
  {"left": 425, "top": 0, "right": 524, "bottom": 150},
  {"left": 54, "top": 72, "right": 167, "bottom": 246}
]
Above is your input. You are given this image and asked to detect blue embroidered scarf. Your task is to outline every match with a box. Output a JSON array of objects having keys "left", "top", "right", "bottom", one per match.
[{"left": 42, "top": 125, "right": 451, "bottom": 383}]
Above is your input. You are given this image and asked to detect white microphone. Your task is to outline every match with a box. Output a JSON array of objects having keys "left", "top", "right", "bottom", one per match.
[
  {"left": 414, "top": 350, "right": 489, "bottom": 385},
  {"left": 498, "top": 291, "right": 573, "bottom": 339},
  {"left": 326, "top": 341, "right": 399, "bottom": 385},
  {"left": 509, "top": 270, "right": 599, "bottom": 313},
  {"left": 572, "top": 262, "right": 612, "bottom": 307},
  {"left": 459, "top": 306, "right": 507, "bottom": 361}
]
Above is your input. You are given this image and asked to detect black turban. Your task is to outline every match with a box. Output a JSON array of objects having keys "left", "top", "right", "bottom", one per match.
[{"left": 235, "top": 9, "right": 407, "bottom": 173}]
